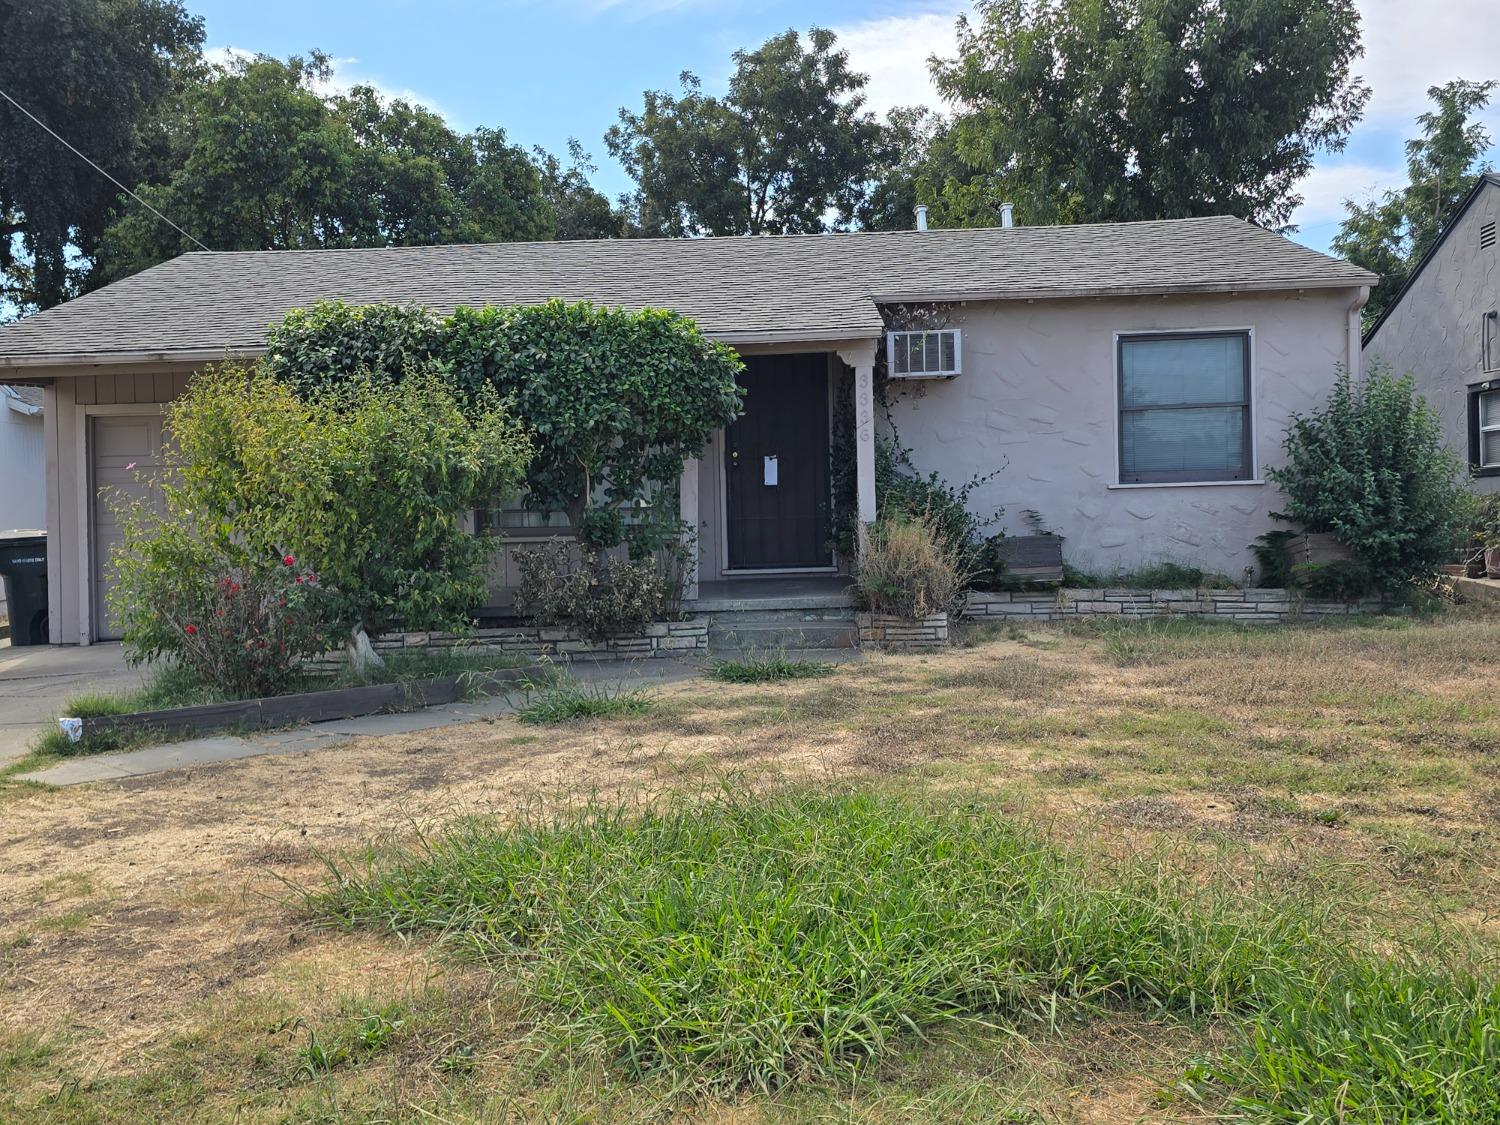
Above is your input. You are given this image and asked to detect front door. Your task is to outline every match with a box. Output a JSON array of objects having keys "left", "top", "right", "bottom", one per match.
[{"left": 725, "top": 354, "right": 832, "bottom": 570}]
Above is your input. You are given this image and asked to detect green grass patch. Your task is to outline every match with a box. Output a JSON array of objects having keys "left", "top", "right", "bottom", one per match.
[
  {"left": 306, "top": 788, "right": 1500, "bottom": 1114},
  {"left": 1062, "top": 561, "right": 1240, "bottom": 589},
  {"left": 706, "top": 653, "right": 837, "bottom": 684},
  {"left": 516, "top": 678, "right": 654, "bottom": 724}
]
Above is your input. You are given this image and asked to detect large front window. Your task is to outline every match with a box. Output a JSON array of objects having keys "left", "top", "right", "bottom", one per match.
[{"left": 1118, "top": 331, "right": 1251, "bottom": 484}]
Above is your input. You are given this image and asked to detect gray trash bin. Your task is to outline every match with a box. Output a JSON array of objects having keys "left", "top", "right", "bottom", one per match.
[{"left": 0, "top": 530, "right": 48, "bottom": 645}]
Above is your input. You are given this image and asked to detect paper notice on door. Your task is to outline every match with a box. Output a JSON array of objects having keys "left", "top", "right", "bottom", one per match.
[{"left": 763, "top": 455, "right": 779, "bottom": 486}]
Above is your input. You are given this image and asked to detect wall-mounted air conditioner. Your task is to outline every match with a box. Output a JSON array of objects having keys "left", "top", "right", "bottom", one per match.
[{"left": 887, "top": 329, "right": 961, "bottom": 379}]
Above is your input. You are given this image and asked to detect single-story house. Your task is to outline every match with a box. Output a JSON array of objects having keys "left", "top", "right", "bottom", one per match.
[
  {"left": 1362, "top": 173, "right": 1500, "bottom": 490},
  {"left": 0, "top": 215, "right": 1374, "bottom": 645}
]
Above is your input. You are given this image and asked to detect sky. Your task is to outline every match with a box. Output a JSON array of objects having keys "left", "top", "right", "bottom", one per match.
[{"left": 188, "top": 0, "right": 1500, "bottom": 256}]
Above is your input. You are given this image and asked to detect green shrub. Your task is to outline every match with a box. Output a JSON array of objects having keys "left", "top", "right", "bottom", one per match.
[
  {"left": 514, "top": 540, "right": 677, "bottom": 642},
  {"left": 1292, "top": 559, "right": 1375, "bottom": 601},
  {"left": 874, "top": 441, "right": 1000, "bottom": 558},
  {"left": 268, "top": 299, "right": 743, "bottom": 555},
  {"left": 1250, "top": 529, "right": 1300, "bottom": 588},
  {"left": 1061, "top": 561, "right": 1238, "bottom": 589},
  {"left": 131, "top": 365, "right": 531, "bottom": 669},
  {"left": 854, "top": 515, "right": 968, "bottom": 618},
  {"left": 1268, "top": 366, "right": 1471, "bottom": 591}
]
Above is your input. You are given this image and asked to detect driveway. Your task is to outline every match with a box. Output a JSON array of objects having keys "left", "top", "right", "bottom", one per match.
[{"left": 0, "top": 641, "right": 145, "bottom": 766}]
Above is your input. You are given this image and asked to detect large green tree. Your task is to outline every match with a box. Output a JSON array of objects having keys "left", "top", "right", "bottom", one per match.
[
  {"left": 925, "top": 0, "right": 1369, "bottom": 229},
  {"left": 1333, "top": 80, "right": 1496, "bottom": 323},
  {"left": 98, "top": 51, "right": 559, "bottom": 279},
  {"left": 606, "top": 28, "right": 885, "bottom": 236},
  {"left": 0, "top": 0, "right": 203, "bottom": 313}
]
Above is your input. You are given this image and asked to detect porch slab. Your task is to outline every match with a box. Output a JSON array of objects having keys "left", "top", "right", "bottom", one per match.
[{"left": 688, "top": 575, "right": 854, "bottom": 612}]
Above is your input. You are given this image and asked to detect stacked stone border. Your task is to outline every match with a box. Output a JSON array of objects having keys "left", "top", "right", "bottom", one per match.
[
  {"left": 855, "top": 611, "right": 949, "bottom": 649},
  {"left": 307, "top": 615, "right": 710, "bottom": 670},
  {"left": 963, "top": 588, "right": 1392, "bottom": 623}
]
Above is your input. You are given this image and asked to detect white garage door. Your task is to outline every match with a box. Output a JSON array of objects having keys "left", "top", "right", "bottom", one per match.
[{"left": 91, "top": 414, "right": 165, "bottom": 641}]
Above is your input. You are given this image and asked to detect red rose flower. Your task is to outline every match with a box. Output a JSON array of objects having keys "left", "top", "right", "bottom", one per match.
[
  {"left": 283, "top": 554, "right": 296, "bottom": 567},
  {"left": 184, "top": 624, "right": 198, "bottom": 636}
]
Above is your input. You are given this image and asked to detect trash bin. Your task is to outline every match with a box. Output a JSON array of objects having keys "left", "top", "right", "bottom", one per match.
[{"left": 0, "top": 530, "right": 48, "bottom": 646}]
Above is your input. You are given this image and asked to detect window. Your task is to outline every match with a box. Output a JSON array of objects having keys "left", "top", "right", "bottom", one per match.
[
  {"left": 1118, "top": 331, "right": 1251, "bottom": 484},
  {"left": 1474, "top": 388, "right": 1500, "bottom": 473}
]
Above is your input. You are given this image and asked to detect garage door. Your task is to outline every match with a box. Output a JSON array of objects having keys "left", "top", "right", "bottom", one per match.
[{"left": 91, "top": 414, "right": 165, "bottom": 641}]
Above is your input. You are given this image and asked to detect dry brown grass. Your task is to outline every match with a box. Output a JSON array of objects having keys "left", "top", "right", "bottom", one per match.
[{"left": 3, "top": 608, "right": 1500, "bottom": 1120}]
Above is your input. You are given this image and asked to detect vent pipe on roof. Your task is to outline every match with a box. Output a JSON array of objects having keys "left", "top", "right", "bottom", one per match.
[
  {"left": 1000, "top": 202, "right": 1015, "bottom": 228},
  {"left": 914, "top": 204, "right": 929, "bottom": 231}
]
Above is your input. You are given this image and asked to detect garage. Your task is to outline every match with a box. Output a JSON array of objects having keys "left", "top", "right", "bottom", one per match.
[{"left": 90, "top": 413, "right": 165, "bottom": 641}]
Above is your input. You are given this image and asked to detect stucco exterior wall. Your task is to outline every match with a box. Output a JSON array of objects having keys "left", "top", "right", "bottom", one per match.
[
  {"left": 883, "top": 288, "right": 1363, "bottom": 578},
  {"left": 1363, "top": 181, "right": 1500, "bottom": 493}
]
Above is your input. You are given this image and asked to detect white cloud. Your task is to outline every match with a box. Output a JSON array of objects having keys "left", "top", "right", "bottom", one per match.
[
  {"left": 834, "top": 6, "right": 964, "bottom": 118},
  {"left": 1355, "top": 0, "right": 1500, "bottom": 127},
  {"left": 1288, "top": 160, "right": 1407, "bottom": 226},
  {"left": 203, "top": 45, "right": 453, "bottom": 122}
]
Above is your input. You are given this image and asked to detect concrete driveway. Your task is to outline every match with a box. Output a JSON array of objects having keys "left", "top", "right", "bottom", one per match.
[{"left": 0, "top": 641, "right": 146, "bottom": 766}]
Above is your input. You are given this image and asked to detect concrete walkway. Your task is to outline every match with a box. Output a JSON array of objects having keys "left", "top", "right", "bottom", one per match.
[
  {"left": 14, "top": 656, "right": 719, "bottom": 786},
  {"left": 0, "top": 641, "right": 143, "bottom": 767}
]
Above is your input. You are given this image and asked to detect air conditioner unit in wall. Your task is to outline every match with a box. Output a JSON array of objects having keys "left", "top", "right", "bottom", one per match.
[{"left": 887, "top": 329, "right": 961, "bottom": 379}]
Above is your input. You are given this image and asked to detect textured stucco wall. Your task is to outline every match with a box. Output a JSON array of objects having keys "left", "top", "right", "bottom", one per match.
[
  {"left": 884, "top": 288, "right": 1362, "bottom": 578},
  {"left": 1363, "top": 181, "right": 1500, "bottom": 493}
]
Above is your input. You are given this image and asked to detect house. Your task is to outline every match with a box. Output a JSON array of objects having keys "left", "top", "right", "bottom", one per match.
[
  {"left": 0, "top": 216, "right": 1374, "bottom": 645},
  {"left": 1362, "top": 173, "right": 1500, "bottom": 491},
  {"left": 0, "top": 384, "right": 46, "bottom": 624}
]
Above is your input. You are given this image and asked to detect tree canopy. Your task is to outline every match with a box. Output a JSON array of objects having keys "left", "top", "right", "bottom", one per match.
[
  {"left": 1333, "top": 80, "right": 1496, "bottom": 323},
  {"left": 97, "top": 52, "right": 558, "bottom": 280},
  {"left": 0, "top": 0, "right": 204, "bottom": 313},
  {"left": 925, "top": 0, "right": 1370, "bottom": 229},
  {"left": 606, "top": 28, "right": 886, "bottom": 236}
]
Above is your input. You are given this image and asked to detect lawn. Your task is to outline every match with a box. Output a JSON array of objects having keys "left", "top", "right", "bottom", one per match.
[{"left": 2, "top": 610, "right": 1499, "bottom": 1121}]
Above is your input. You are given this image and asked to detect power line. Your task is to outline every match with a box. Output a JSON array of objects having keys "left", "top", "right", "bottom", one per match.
[{"left": 0, "top": 84, "right": 210, "bottom": 253}]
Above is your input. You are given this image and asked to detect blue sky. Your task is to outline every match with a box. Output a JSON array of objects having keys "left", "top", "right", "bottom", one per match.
[{"left": 190, "top": 0, "right": 1497, "bottom": 256}]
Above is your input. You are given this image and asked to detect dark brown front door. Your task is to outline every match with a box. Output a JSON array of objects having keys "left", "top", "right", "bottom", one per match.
[{"left": 725, "top": 354, "right": 832, "bottom": 569}]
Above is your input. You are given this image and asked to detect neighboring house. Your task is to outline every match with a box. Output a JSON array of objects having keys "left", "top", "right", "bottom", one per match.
[
  {"left": 0, "top": 384, "right": 46, "bottom": 622},
  {"left": 0, "top": 216, "right": 1373, "bottom": 645},
  {"left": 1363, "top": 173, "right": 1500, "bottom": 492}
]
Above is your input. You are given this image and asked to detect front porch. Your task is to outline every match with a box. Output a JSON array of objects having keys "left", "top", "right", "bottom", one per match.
[{"left": 686, "top": 574, "right": 854, "bottom": 612}]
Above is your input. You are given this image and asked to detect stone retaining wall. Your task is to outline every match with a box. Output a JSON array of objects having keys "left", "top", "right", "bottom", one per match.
[
  {"left": 307, "top": 615, "right": 710, "bottom": 670},
  {"left": 963, "top": 588, "right": 1391, "bottom": 623},
  {"left": 856, "top": 611, "right": 949, "bottom": 649}
]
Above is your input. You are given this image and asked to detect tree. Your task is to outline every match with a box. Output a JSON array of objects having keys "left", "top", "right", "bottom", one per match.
[
  {"left": 0, "top": 0, "right": 203, "bottom": 313},
  {"left": 1268, "top": 365, "right": 1471, "bottom": 592},
  {"left": 928, "top": 0, "right": 1369, "bottom": 229},
  {"left": 97, "top": 52, "right": 558, "bottom": 281},
  {"left": 1333, "top": 80, "right": 1496, "bottom": 323},
  {"left": 122, "top": 364, "right": 532, "bottom": 670},
  {"left": 606, "top": 28, "right": 885, "bottom": 236},
  {"left": 534, "top": 141, "right": 625, "bottom": 240}
]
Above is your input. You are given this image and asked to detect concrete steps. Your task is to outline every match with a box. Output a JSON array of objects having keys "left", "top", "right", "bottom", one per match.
[{"left": 706, "top": 607, "right": 858, "bottom": 651}]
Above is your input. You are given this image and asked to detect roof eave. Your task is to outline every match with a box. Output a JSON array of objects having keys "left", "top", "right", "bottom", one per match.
[{"left": 871, "top": 276, "right": 1376, "bottom": 305}]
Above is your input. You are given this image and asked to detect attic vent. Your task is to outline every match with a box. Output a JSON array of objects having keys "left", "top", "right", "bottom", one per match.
[
  {"left": 887, "top": 330, "right": 962, "bottom": 379},
  {"left": 1483, "top": 220, "right": 1497, "bottom": 250}
]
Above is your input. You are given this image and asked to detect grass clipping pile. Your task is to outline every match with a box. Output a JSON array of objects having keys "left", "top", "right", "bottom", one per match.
[{"left": 309, "top": 786, "right": 1500, "bottom": 1118}]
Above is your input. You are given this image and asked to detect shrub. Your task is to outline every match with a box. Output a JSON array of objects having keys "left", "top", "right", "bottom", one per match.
[
  {"left": 854, "top": 515, "right": 967, "bottom": 618},
  {"left": 707, "top": 654, "right": 837, "bottom": 683},
  {"left": 516, "top": 679, "right": 654, "bottom": 723},
  {"left": 152, "top": 365, "right": 531, "bottom": 665},
  {"left": 514, "top": 541, "right": 675, "bottom": 642},
  {"left": 1476, "top": 494, "right": 1500, "bottom": 552},
  {"left": 1268, "top": 365, "right": 1471, "bottom": 591},
  {"left": 268, "top": 299, "right": 743, "bottom": 556},
  {"left": 108, "top": 540, "right": 336, "bottom": 699},
  {"left": 1292, "top": 559, "right": 1375, "bottom": 601},
  {"left": 874, "top": 440, "right": 1000, "bottom": 560},
  {"left": 1250, "top": 530, "right": 1300, "bottom": 588}
]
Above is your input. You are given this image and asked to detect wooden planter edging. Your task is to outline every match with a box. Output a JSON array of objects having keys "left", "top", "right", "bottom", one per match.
[
  {"left": 856, "top": 611, "right": 950, "bottom": 649},
  {"left": 62, "top": 666, "right": 541, "bottom": 744},
  {"left": 963, "top": 588, "right": 1394, "bottom": 623}
]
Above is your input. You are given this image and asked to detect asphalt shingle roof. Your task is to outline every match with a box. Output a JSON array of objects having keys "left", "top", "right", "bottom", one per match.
[{"left": 0, "top": 216, "right": 1375, "bottom": 364}]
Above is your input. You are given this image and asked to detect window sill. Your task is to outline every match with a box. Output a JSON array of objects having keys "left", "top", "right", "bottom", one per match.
[{"left": 1107, "top": 479, "right": 1266, "bottom": 490}]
